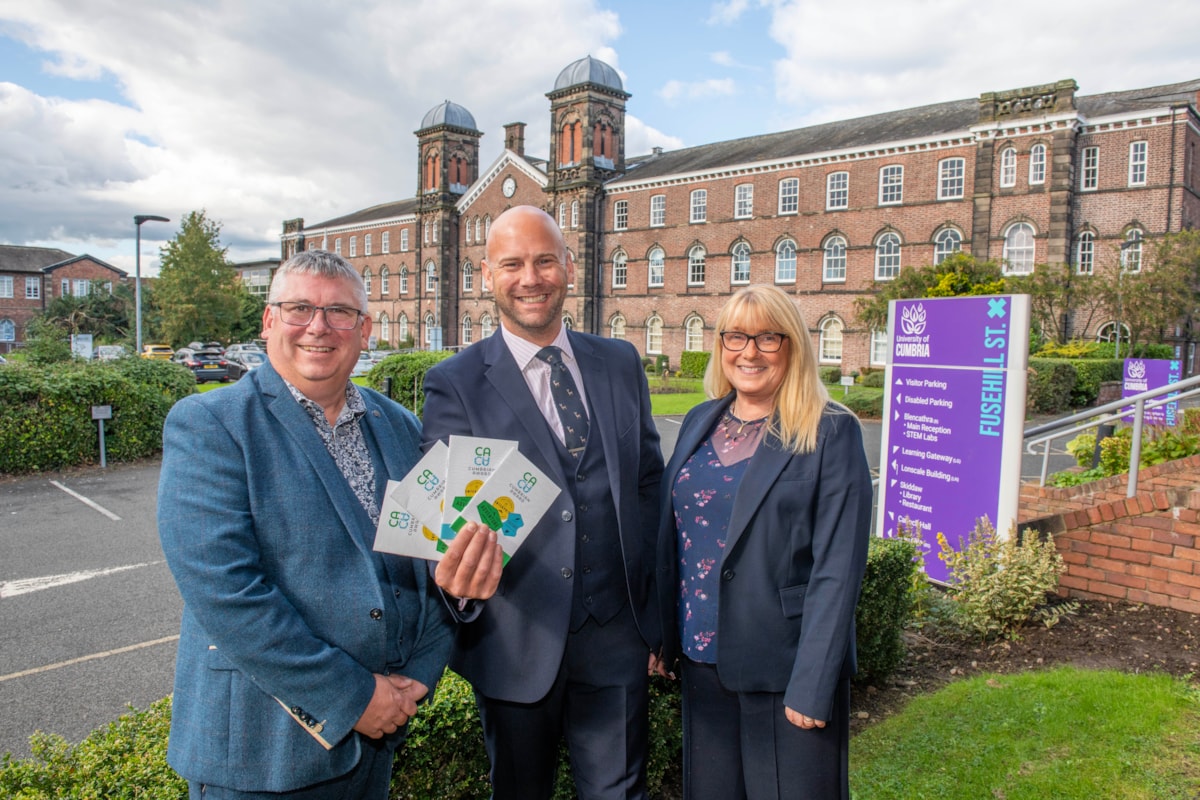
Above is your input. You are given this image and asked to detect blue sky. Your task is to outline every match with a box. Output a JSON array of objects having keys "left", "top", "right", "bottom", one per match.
[{"left": 2, "top": 0, "right": 1199, "bottom": 275}]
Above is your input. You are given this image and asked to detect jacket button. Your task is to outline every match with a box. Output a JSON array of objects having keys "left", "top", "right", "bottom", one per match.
[
  {"left": 561, "top": 510, "right": 573, "bottom": 522},
  {"left": 561, "top": 568, "right": 573, "bottom": 579},
  {"left": 369, "top": 608, "right": 383, "bottom": 620},
  {"left": 721, "top": 570, "right": 734, "bottom": 581}
]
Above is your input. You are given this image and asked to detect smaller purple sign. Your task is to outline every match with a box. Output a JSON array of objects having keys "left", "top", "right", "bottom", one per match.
[{"left": 1122, "top": 359, "right": 1182, "bottom": 426}]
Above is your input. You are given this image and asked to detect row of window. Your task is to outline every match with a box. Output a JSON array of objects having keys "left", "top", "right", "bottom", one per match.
[
  {"left": 606, "top": 224, "right": 1022, "bottom": 288},
  {"left": 0, "top": 276, "right": 40, "bottom": 299},
  {"left": 330, "top": 229, "right": 411, "bottom": 258},
  {"left": 610, "top": 140, "right": 1149, "bottom": 230},
  {"left": 0, "top": 276, "right": 110, "bottom": 299}
]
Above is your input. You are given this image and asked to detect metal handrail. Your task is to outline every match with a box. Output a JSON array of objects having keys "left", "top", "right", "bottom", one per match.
[{"left": 1023, "top": 372, "right": 1200, "bottom": 495}]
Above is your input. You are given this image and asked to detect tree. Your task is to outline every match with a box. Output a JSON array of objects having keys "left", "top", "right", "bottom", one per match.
[
  {"left": 1104, "top": 229, "right": 1200, "bottom": 352},
  {"left": 1006, "top": 262, "right": 1108, "bottom": 346},
  {"left": 41, "top": 283, "right": 135, "bottom": 343},
  {"left": 230, "top": 287, "right": 267, "bottom": 344},
  {"left": 152, "top": 210, "right": 242, "bottom": 346},
  {"left": 22, "top": 317, "right": 75, "bottom": 365},
  {"left": 854, "top": 253, "right": 1008, "bottom": 332}
]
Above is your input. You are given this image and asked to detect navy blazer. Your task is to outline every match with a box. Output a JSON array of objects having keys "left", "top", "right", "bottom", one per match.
[
  {"left": 421, "top": 329, "right": 664, "bottom": 703},
  {"left": 158, "top": 361, "right": 453, "bottom": 792},
  {"left": 657, "top": 395, "right": 872, "bottom": 721}
]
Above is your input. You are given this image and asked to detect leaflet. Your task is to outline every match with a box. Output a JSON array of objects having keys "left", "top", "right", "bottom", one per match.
[
  {"left": 372, "top": 441, "right": 449, "bottom": 561},
  {"left": 441, "top": 435, "right": 516, "bottom": 537}
]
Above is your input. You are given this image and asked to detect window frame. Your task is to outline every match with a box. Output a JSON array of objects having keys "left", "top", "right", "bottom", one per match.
[
  {"left": 826, "top": 171, "right": 848, "bottom": 210},
  {"left": 734, "top": 184, "right": 753, "bottom": 219},
  {"left": 938, "top": 157, "right": 965, "bottom": 199},
  {"left": 1081, "top": 146, "right": 1099, "bottom": 191},
  {"left": 648, "top": 247, "right": 665, "bottom": 288},
  {"left": 1129, "top": 141, "right": 1148, "bottom": 186},
  {"left": 650, "top": 195, "right": 666, "bottom": 227},
  {"left": 775, "top": 239, "right": 797, "bottom": 284},
  {"left": 778, "top": 177, "right": 799, "bottom": 215},
  {"left": 824, "top": 235, "right": 847, "bottom": 282},
  {"left": 874, "top": 232, "right": 901, "bottom": 280},
  {"left": 690, "top": 189, "right": 707, "bottom": 224},
  {"left": 646, "top": 315, "right": 664, "bottom": 354},
  {"left": 1075, "top": 232, "right": 1095, "bottom": 275},
  {"left": 819, "top": 317, "right": 844, "bottom": 363},
  {"left": 687, "top": 245, "right": 706, "bottom": 286},
  {"left": 730, "top": 242, "right": 751, "bottom": 284},
  {"left": 879, "top": 165, "right": 903, "bottom": 205},
  {"left": 614, "top": 200, "right": 628, "bottom": 231},
  {"left": 1002, "top": 222, "right": 1036, "bottom": 275},
  {"left": 612, "top": 252, "right": 628, "bottom": 289},
  {"left": 685, "top": 316, "right": 705, "bottom": 352},
  {"left": 933, "top": 228, "right": 962, "bottom": 265},
  {"left": 999, "top": 147, "right": 1017, "bottom": 188},
  {"left": 1029, "top": 144, "right": 1047, "bottom": 185},
  {"left": 462, "top": 262, "right": 474, "bottom": 292}
]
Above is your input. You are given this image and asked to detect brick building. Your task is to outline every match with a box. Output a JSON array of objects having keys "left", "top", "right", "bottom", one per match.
[
  {"left": 281, "top": 58, "right": 1200, "bottom": 374},
  {"left": 0, "top": 245, "right": 128, "bottom": 352}
]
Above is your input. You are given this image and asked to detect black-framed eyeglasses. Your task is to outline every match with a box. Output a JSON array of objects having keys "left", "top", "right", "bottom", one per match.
[
  {"left": 270, "top": 301, "right": 363, "bottom": 330},
  {"left": 719, "top": 330, "right": 788, "bottom": 353}
]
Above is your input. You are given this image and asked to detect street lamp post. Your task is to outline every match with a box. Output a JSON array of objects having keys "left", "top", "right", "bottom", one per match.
[{"left": 134, "top": 214, "right": 170, "bottom": 355}]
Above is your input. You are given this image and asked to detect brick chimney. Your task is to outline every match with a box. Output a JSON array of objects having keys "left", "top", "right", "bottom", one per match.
[{"left": 504, "top": 122, "right": 526, "bottom": 157}]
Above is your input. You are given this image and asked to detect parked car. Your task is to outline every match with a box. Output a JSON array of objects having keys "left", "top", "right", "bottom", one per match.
[
  {"left": 141, "top": 344, "right": 174, "bottom": 360},
  {"left": 226, "top": 349, "right": 267, "bottom": 380},
  {"left": 172, "top": 347, "right": 230, "bottom": 383},
  {"left": 96, "top": 344, "right": 128, "bottom": 361},
  {"left": 351, "top": 351, "right": 375, "bottom": 377},
  {"left": 224, "top": 342, "right": 264, "bottom": 358}
]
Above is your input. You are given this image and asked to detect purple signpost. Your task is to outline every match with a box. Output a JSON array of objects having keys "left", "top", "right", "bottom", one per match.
[
  {"left": 876, "top": 295, "right": 1029, "bottom": 582},
  {"left": 1122, "top": 359, "right": 1182, "bottom": 426}
]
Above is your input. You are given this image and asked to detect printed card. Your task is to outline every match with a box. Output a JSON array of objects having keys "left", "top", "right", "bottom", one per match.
[
  {"left": 373, "top": 441, "right": 449, "bottom": 561},
  {"left": 441, "top": 436, "right": 516, "bottom": 539},
  {"left": 444, "top": 447, "right": 561, "bottom": 565}
]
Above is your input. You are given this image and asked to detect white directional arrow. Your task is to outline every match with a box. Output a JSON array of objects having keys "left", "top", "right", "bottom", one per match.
[
  {"left": 890, "top": 479, "right": 897, "bottom": 487},
  {"left": 894, "top": 410, "right": 900, "bottom": 421},
  {"left": 891, "top": 458, "right": 898, "bottom": 472}
]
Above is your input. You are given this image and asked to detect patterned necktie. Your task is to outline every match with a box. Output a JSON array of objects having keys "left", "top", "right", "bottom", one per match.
[{"left": 536, "top": 345, "right": 589, "bottom": 458}]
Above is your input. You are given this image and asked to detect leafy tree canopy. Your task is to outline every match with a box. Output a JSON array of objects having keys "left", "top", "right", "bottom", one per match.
[
  {"left": 854, "top": 253, "right": 1008, "bottom": 331},
  {"left": 151, "top": 210, "right": 242, "bottom": 347}
]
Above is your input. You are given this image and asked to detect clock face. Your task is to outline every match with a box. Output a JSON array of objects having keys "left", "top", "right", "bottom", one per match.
[{"left": 502, "top": 177, "right": 516, "bottom": 197}]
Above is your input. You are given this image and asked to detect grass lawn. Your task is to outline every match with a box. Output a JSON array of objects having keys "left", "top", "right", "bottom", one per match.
[
  {"left": 648, "top": 376, "right": 883, "bottom": 418},
  {"left": 849, "top": 667, "right": 1200, "bottom": 799}
]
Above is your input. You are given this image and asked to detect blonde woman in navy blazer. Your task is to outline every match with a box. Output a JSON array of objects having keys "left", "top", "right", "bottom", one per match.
[{"left": 656, "top": 285, "right": 872, "bottom": 800}]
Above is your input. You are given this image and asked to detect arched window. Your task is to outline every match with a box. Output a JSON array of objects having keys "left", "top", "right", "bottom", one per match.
[
  {"left": 399, "top": 266, "right": 409, "bottom": 294},
  {"left": 398, "top": 313, "right": 408, "bottom": 343},
  {"left": 1000, "top": 147, "right": 1017, "bottom": 187},
  {"left": 688, "top": 245, "right": 706, "bottom": 286},
  {"left": 610, "top": 314, "right": 627, "bottom": 340},
  {"left": 1075, "top": 232, "right": 1095, "bottom": 275},
  {"left": 1029, "top": 143, "right": 1047, "bottom": 185},
  {"left": 378, "top": 312, "right": 390, "bottom": 345},
  {"left": 685, "top": 316, "right": 705, "bottom": 352},
  {"left": 875, "top": 232, "right": 901, "bottom": 279},
  {"left": 933, "top": 229, "right": 962, "bottom": 265},
  {"left": 423, "top": 313, "right": 436, "bottom": 346},
  {"left": 775, "top": 239, "right": 797, "bottom": 283},
  {"left": 1121, "top": 229, "right": 1143, "bottom": 273},
  {"left": 558, "top": 203, "right": 566, "bottom": 228},
  {"left": 824, "top": 236, "right": 847, "bottom": 281},
  {"left": 819, "top": 318, "right": 844, "bottom": 363},
  {"left": 461, "top": 315, "right": 473, "bottom": 345},
  {"left": 730, "top": 242, "right": 751, "bottom": 284},
  {"left": 484, "top": 216, "right": 491, "bottom": 239},
  {"left": 462, "top": 262, "right": 474, "bottom": 293},
  {"left": 362, "top": 267, "right": 372, "bottom": 295},
  {"left": 380, "top": 266, "right": 390, "bottom": 296},
  {"left": 480, "top": 313, "right": 493, "bottom": 339},
  {"left": 646, "top": 315, "right": 664, "bottom": 354},
  {"left": 1002, "top": 223, "right": 1036, "bottom": 274},
  {"left": 0, "top": 318, "right": 14, "bottom": 342},
  {"left": 425, "top": 261, "right": 437, "bottom": 293},
  {"left": 1096, "top": 321, "right": 1130, "bottom": 344},
  {"left": 648, "top": 247, "right": 665, "bottom": 288},
  {"left": 475, "top": 217, "right": 483, "bottom": 243},
  {"left": 612, "top": 252, "right": 628, "bottom": 288}
]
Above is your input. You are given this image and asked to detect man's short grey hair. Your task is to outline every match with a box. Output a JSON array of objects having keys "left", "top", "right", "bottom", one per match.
[{"left": 268, "top": 250, "right": 367, "bottom": 311}]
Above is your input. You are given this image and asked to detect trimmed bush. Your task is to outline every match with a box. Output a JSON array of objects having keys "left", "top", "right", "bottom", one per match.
[
  {"left": 854, "top": 536, "right": 920, "bottom": 684},
  {"left": 819, "top": 366, "right": 842, "bottom": 384},
  {"left": 859, "top": 371, "right": 886, "bottom": 388},
  {"left": 840, "top": 392, "right": 883, "bottom": 418},
  {"left": 1026, "top": 358, "right": 1078, "bottom": 414},
  {"left": 0, "top": 697, "right": 184, "bottom": 799},
  {"left": 0, "top": 358, "right": 194, "bottom": 474},
  {"left": 1070, "top": 359, "right": 1122, "bottom": 407},
  {"left": 367, "top": 351, "right": 453, "bottom": 417},
  {"left": 678, "top": 350, "right": 710, "bottom": 379}
]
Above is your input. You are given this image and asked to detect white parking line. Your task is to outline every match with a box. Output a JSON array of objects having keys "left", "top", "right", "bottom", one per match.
[
  {"left": 0, "top": 635, "right": 180, "bottom": 684},
  {"left": 0, "top": 561, "right": 162, "bottom": 598},
  {"left": 50, "top": 480, "right": 122, "bottom": 521}
]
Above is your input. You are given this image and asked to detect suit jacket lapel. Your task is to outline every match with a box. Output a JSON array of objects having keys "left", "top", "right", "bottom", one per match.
[
  {"left": 481, "top": 332, "right": 566, "bottom": 484},
  {"left": 258, "top": 363, "right": 376, "bottom": 555},
  {"left": 724, "top": 430, "right": 792, "bottom": 562}
]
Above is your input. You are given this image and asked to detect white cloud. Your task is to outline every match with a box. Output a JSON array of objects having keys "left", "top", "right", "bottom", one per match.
[
  {"left": 766, "top": 0, "right": 1200, "bottom": 128},
  {"left": 0, "top": 0, "right": 624, "bottom": 259},
  {"left": 658, "top": 77, "right": 737, "bottom": 104}
]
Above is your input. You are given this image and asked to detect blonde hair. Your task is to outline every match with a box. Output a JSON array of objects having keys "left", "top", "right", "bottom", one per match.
[{"left": 703, "top": 285, "right": 843, "bottom": 453}]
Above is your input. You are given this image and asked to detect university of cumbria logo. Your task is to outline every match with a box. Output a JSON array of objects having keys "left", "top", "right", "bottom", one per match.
[
  {"left": 1127, "top": 360, "right": 1147, "bottom": 380},
  {"left": 900, "top": 303, "right": 928, "bottom": 335}
]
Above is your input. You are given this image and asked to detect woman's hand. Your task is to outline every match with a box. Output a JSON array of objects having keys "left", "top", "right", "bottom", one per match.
[{"left": 785, "top": 705, "right": 826, "bottom": 729}]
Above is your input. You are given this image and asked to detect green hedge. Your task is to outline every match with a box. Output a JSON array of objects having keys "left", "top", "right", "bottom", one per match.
[
  {"left": 678, "top": 351, "right": 710, "bottom": 379},
  {"left": 366, "top": 351, "right": 454, "bottom": 417},
  {"left": 854, "top": 536, "right": 920, "bottom": 683},
  {"left": 1027, "top": 358, "right": 1123, "bottom": 413},
  {"left": 0, "top": 358, "right": 195, "bottom": 474},
  {"left": 820, "top": 366, "right": 843, "bottom": 384}
]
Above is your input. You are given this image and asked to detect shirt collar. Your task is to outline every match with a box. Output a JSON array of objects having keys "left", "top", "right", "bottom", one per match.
[
  {"left": 283, "top": 379, "right": 366, "bottom": 428},
  {"left": 500, "top": 324, "right": 577, "bottom": 373}
]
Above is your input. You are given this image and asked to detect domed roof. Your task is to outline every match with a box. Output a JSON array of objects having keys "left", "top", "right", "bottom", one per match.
[
  {"left": 554, "top": 55, "right": 623, "bottom": 92},
  {"left": 419, "top": 100, "right": 478, "bottom": 131}
]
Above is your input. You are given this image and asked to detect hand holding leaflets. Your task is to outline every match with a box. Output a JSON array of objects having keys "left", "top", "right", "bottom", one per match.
[{"left": 373, "top": 436, "right": 561, "bottom": 574}]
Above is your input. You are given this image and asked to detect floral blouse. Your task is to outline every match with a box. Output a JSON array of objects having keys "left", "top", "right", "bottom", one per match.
[{"left": 672, "top": 408, "right": 767, "bottom": 663}]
